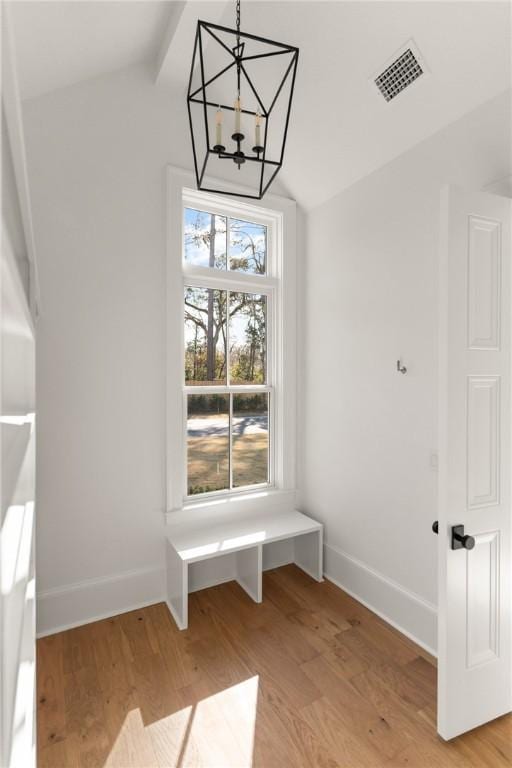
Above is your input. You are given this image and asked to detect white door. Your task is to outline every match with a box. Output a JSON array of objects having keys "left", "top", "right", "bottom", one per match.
[{"left": 437, "top": 185, "right": 511, "bottom": 739}]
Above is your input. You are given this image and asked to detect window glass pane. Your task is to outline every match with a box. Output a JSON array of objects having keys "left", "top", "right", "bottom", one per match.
[
  {"left": 184, "top": 208, "right": 227, "bottom": 269},
  {"left": 185, "top": 287, "right": 226, "bottom": 385},
  {"left": 229, "top": 292, "right": 266, "bottom": 385},
  {"left": 233, "top": 393, "right": 269, "bottom": 488},
  {"left": 187, "top": 394, "right": 229, "bottom": 495},
  {"left": 229, "top": 218, "right": 266, "bottom": 274}
]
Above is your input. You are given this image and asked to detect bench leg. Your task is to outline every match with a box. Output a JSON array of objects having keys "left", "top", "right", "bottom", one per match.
[
  {"left": 236, "top": 545, "right": 262, "bottom": 603},
  {"left": 294, "top": 529, "right": 323, "bottom": 582},
  {"left": 166, "top": 541, "right": 188, "bottom": 630}
]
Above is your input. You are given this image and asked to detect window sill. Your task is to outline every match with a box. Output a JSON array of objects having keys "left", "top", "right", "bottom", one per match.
[{"left": 165, "top": 487, "right": 297, "bottom": 527}]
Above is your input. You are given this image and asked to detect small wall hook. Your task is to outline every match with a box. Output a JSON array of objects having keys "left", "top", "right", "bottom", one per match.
[{"left": 397, "top": 359, "right": 407, "bottom": 374}]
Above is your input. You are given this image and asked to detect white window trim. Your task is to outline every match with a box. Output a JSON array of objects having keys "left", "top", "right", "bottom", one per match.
[{"left": 166, "top": 166, "right": 297, "bottom": 520}]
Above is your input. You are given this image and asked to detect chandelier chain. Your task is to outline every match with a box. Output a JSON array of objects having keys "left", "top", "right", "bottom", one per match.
[{"left": 235, "top": 0, "right": 241, "bottom": 95}]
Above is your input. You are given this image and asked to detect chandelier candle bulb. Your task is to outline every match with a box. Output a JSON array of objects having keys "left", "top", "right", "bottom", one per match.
[
  {"left": 255, "top": 111, "right": 262, "bottom": 147},
  {"left": 234, "top": 97, "right": 241, "bottom": 135},
  {"left": 215, "top": 107, "right": 223, "bottom": 146}
]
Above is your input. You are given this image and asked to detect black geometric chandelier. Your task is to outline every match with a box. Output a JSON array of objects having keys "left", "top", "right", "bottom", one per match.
[{"left": 187, "top": 0, "right": 299, "bottom": 200}]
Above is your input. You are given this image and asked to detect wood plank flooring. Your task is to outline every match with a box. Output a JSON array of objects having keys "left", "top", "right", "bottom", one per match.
[{"left": 37, "top": 565, "right": 512, "bottom": 767}]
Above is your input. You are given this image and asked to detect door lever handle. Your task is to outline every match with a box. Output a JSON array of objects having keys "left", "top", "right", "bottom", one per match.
[
  {"left": 432, "top": 521, "right": 475, "bottom": 550},
  {"left": 451, "top": 524, "right": 475, "bottom": 551}
]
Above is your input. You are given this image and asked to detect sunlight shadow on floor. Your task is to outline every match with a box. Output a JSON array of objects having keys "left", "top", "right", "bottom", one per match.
[{"left": 105, "top": 675, "right": 259, "bottom": 768}]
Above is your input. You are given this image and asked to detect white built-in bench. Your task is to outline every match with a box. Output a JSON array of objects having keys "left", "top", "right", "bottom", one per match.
[{"left": 166, "top": 510, "right": 323, "bottom": 630}]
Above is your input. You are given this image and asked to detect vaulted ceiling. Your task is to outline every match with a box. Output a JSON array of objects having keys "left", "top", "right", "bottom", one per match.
[
  {"left": 8, "top": 0, "right": 511, "bottom": 209},
  {"left": 9, "top": 1, "right": 174, "bottom": 100}
]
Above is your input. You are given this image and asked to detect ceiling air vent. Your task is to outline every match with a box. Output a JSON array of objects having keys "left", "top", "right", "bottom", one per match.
[{"left": 374, "top": 47, "right": 424, "bottom": 102}]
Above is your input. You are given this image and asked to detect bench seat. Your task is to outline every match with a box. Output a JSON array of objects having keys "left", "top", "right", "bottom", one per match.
[{"left": 166, "top": 510, "right": 323, "bottom": 629}]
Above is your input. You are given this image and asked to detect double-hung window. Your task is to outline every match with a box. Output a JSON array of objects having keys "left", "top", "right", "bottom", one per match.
[
  {"left": 167, "top": 168, "right": 296, "bottom": 515},
  {"left": 183, "top": 198, "right": 276, "bottom": 498}
]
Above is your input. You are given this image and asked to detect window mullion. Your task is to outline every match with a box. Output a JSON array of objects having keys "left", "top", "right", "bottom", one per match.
[
  {"left": 226, "top": 288, "right": 230, "bottom": 387},
  {"left": 229, "top": 392, "right": 233, "bottom": 491},
  {"left": 227, "top": 285, "right": 234, "bottom": 491},
  {"left": 227, "top": 216, "right": 231, "bottom": 274},
  {"left": 184, "top": 267, "right": 276, "bottom": 294},
  {"left": 184, "top": 385, "right": 270, "bottom": 394}
]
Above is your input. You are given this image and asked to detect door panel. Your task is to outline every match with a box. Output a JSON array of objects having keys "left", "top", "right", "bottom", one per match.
[
  {"left": 466, "top": 375, "right": 499, "bottom": 509},
  {"left": 438, "top": 186, "right": 511, "bottom": 739},
  {"left": 466, "top": 530, "right": 499, "bottom": 669},
  {"left": 467, "top": 215, "right": 501, "bottom": 350}
]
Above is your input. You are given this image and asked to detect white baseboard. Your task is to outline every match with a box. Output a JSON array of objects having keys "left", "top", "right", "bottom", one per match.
[
  {"left": 36, "top": 564, "right": 166, "bottom": 637},
  {"left": 188, "top": 539, "right": 294, "bottom": 594},
  {"left": 188, "top": 557, "right": 238, "bottom": 594},
  {"left": 37, "top": 542, "right": 436, "bottom": 658},
  {"left": 324, "top": 543, "right": 437, "bottom": 657},
  {"left": 36, "top": 540, "right": 294, "bottom": 637}
]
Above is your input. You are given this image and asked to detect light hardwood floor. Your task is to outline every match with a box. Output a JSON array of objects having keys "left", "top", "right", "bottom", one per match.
[{"left": 37, "top": 565, "right": 511, "bottom": 767}]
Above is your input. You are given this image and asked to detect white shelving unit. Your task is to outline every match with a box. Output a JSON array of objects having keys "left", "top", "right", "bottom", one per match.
[
  {"left": 1, "top": 230, "right": 36, "bottom": 768},
  {"left": 2, "top": 9, "right": 39, "bottom": 765}
]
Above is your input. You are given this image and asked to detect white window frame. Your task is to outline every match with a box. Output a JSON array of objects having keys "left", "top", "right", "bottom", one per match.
[{"left": 166, "top": 167, "right": 296, "bottom": 518}]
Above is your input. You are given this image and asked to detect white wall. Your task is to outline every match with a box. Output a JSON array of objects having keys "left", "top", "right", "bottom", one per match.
[
  {"left": 23, "top": 65, "right": 185, "bottom": 633},
  {"left": 298, "top": 89, "right": 512, "bottom": 652},
  {"left": 22, "top": 63, "right": 292, "bottom": 635}
]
